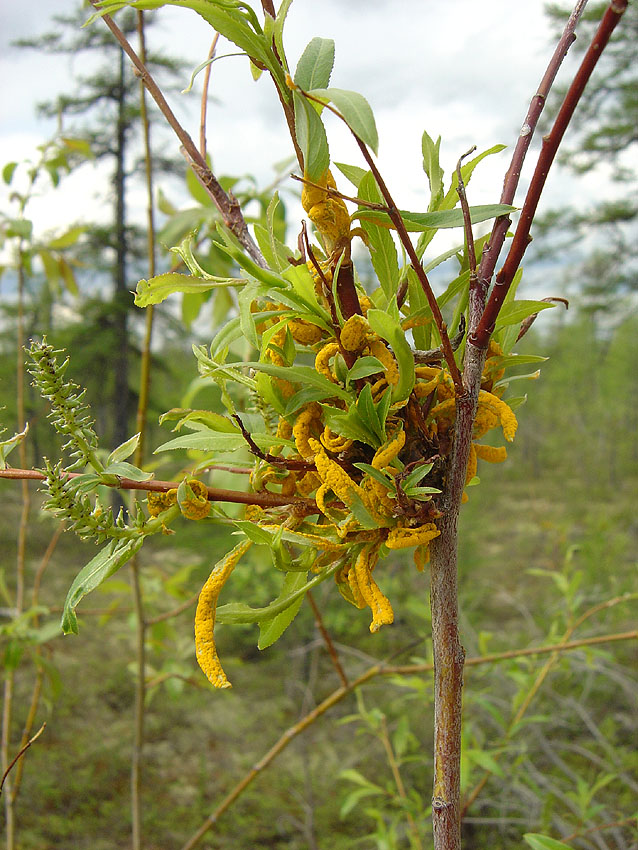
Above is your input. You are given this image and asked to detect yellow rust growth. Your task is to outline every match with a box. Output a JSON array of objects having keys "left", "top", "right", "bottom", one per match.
[
  {"left": 369, "top": 339, "right": 399, "bottom": 386},
  {"left": 289, "top": 317, "right": 324, "bottom": 346},
  {"left": 194, "top": 540, "right": 252, "bottom": 689},
  {"left": 310, "top": 438, "right": 365, "bottom": 512},
  {"left": 302, "top": 169, "right": 352, "bottom": 256},
  {"left": 340, "top": 314, "right": 373, "bottom": 353},
  {"left": 321, "top": 426, "right": 353, "bottom": 453},
  {"left": 314, "top": 342, "right": 341, "bottom": 384},
  {"left": 474, "top": 443, "right": 508, "bottom": 463},
  {"left": 178, "top": 479, "right": 210, "bottom": 521},
  {"left": 414, "top": 544, "right": 431, "bottom": 572},
  {"left": 353, "top": 545, "right": 394, "bottom": 633},
  {"left": 293, "top": 403, "right": 322, "bottom": 459},
  {"left": 372, "top": 428, "right": 405, "bottom": 470},
  {"left": 386, "top": 523, "right": 440, "bottom": 550},
  {"left": 477, "top": 391, "right": 518, "bottom": 442},
  {"left": 147, "top": 488, "right": 177, "bottom": 518}
]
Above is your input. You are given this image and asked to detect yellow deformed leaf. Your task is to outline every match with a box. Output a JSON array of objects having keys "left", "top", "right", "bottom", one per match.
[
  {"left": 353, "top": 545, "right": 394, "bottom": 633},
  {"left": 194, "top": 540, "right": 252, "bottom": 689},
  {"left": 386, "top": 522, "right": 440, "bottom": 550}
]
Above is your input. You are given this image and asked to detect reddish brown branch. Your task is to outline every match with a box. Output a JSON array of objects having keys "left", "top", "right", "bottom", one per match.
[
  {"left": 0, "top": 468, "right": 314, "bottom": 510},
  {"left": 470, "top": 0, "right": 589, "bottom": 334},
  {"left": 472, "top": 0, "right": 628, "bottom": 348}
]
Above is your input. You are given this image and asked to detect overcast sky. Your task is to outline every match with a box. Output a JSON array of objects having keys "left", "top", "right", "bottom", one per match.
[{"left": 0, "top": 0, "right": 614, "bottom": 281}]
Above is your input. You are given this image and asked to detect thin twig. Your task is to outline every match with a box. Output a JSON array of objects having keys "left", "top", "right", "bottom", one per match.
[
  {"left": 0, "top": 468, "right": 316, "bottom": 510},
  {"left": 561, "top": 814, "right": 638, "bottom": 843},
  {"left": 199, "top": 33, "right": 220, "bottom": 159},
  {"left": 145, "top": 592, "right": 199, "bottom": 626},
  {"left": 306, "top": 591, "right": 348, "bottom": 687},
  {"left": 0, "top": 724, "right": 46, "bottom": 796},
  {"left": 455, "top": 147, "right": 478, "bottom": 285},
  {"left": 180, "top": 629, "right": 637, "bottom": 849},
  {"left": 290, "top": 173, "right": 387, "bottom": 211},
  {"left": 88, "top": 1, "right": 265, "bottom": 267},
  {"left": 472, "top": 0, "right": 628, "bottom": 347},
  {"left": 470, "top": 0, "right": 590, "bottom": 334},
  {"left": 130, "top": 16, "right": 155, "bottom": 848}
]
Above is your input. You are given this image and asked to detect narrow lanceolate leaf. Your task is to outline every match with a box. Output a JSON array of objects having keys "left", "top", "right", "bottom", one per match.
[
  {"left": 306, "top": 87, "right": 379, "bottom": 154},
  {"left": 135, "top": 273, "right": 244, "bottom": 307},
  {"left": 494, "top": 300, "right": 555, "bottom": 330},
  {"left": 358, "top": 171, "right": 399, "bottom": 302},
  {"left": 258, "top": 571, "right": 308, "bottom": 649},
  {"left": 242, "top": 362, "right": 353, "bottom": 402},
  {"left": 106, "top": 432, "right": 140, "bottom": 465},
  {"left": 293, "top": 91, "right": 330, "bottom": 181},
  {"left": 352, "top": 204, "right": 516, "bottom": 232},
  {"left": 61, "top": 538, "right": 144, "bottom": 635},
  {"left": 421, "top": 130, "right": 444, "bottom": 210},
  {"left": 367, "top": 309, "right": 415, "bottom": 404},
  {"left": 216, "top": 562, "right": 341, "bottom": 625},
  {"left": 294, "top": 37, "right": 335, "bottom": 90}
]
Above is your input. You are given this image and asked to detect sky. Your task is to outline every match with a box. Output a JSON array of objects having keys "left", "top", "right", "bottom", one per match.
[{"left": 0, "top": 0, "right": 616, "bottom": 288}]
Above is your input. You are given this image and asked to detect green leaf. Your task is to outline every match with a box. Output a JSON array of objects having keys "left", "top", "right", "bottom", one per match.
[
  {"left": 353, "top": 463, "right": 395, "bottom": 492},
  {"left": 232, "top": 521, "right": 274, "bottom": 546},
  {"left": 215, "top": 237, "right": 289, "bottom": 291},
  {"left": 2, "top": 162, "right": 18, "bottom": 185},
  {"left": 443, "top": 144, "right": 507, "bottom": 209},
  {"left": 523, "top": 835, "right": 573, "bottom": 850},
  {"left": 135, "top": 272, "right": 243, "bottom": 307},
  {"left": 47, "top": 226, "right": 86, "bottom": 250},
  {"left": 306, "top": 87, "right": 379, "bottom": 154},
  {"left": 159, "top": 409, "right": 239, "bottom": 433},
  {"left": 101, "top": 461, "right": 154, "bottom": 482},
  {"left": 334, "top": 161, "right": 367, "bottom": 189},
  {"left": 107, "top": 433, "right": 140, "bottom": 465},
  {"left": 61, "top": 538, "right": 144, "bottom": 635},
  {"left": 216, "top": 561, "right": 340, "bottom": 624},
  {"left": 6, "top": 218, "right": 33, "bottom": 240},
  {"left": 0, "top": 425, "right": 28, "bottom": 471},
  {"left": 422, "top": 130, "right": 444, "bottom": 210},
  {"left": 321, "top": 405, "right": 380, "bottom": 449},
  {"left": 243, "top": 362, "right": 352, "bottom": 403},
  {"left": 465, "top": 748, "right": 505, "bottom": 779},
  {"left": 294, "top": 37, "right": 335, "bottom": 90},
  {"left": 358, "top": 171, "right": 399, "bottom": 302},
  {"left": 367, "top": 309, "right": 415, "bottom": 404},
  {"left": 346, "top": 356, "right": 386, "bottom": 383},
  {"left": 258, "top": 571, "right": 308, "bottom": 649},
  {"left": 273, "top": 0, "right": 293, "bottom": 71},
  {"left": 401, "top": 462, "right": 434, "bottom": 490},
  {"left": 494, "top": 300, "right": 555, "bottom": 330},
  {"left": 293, "top": 91, "right": 330, "bottom": 181},
  {"left": 353, "top": 204, "right": 516, "bottom": 232},
  {"left": 58, "top": 258, "right": 79, "bottom": 296}
]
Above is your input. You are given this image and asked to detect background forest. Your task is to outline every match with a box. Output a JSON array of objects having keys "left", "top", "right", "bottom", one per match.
[{"left": 0, "top": 2, "right": 636, "bottom": 849}]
